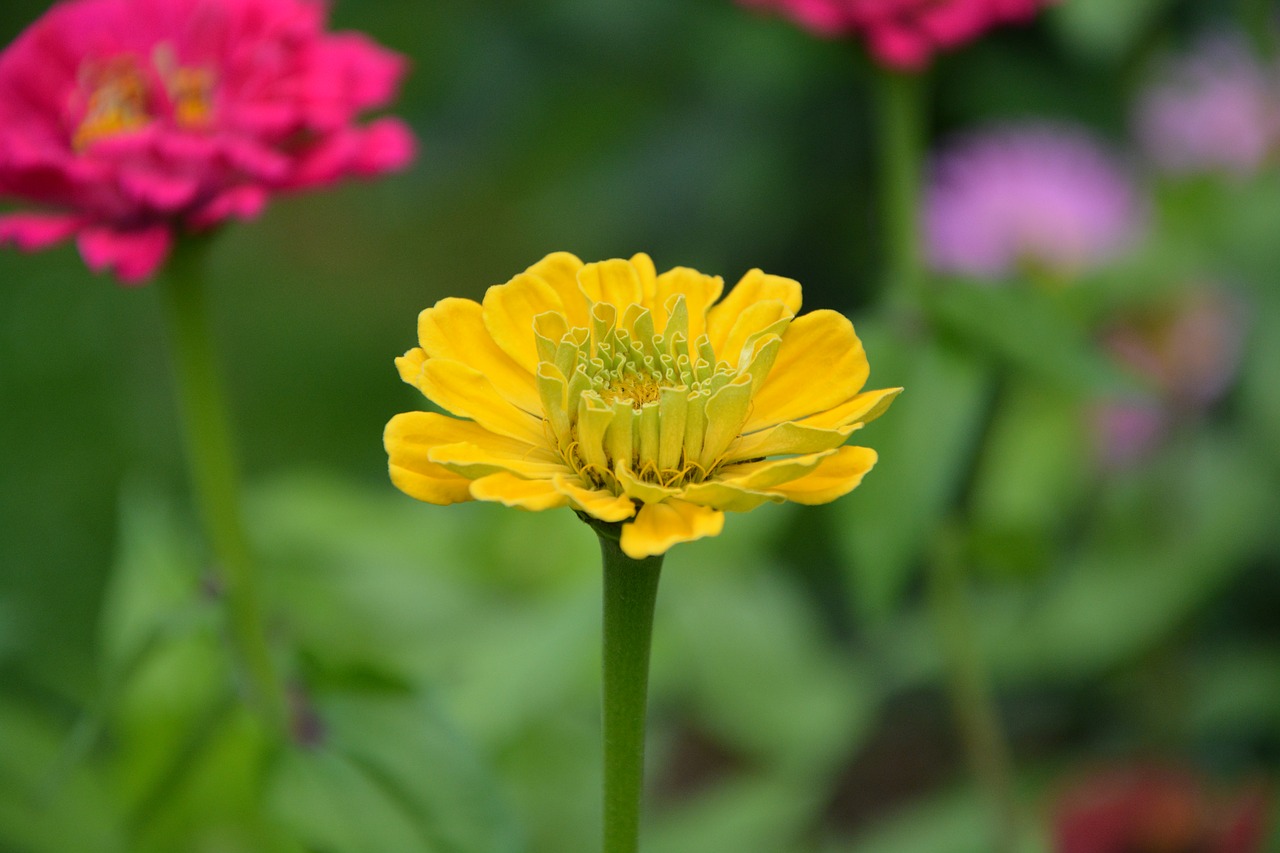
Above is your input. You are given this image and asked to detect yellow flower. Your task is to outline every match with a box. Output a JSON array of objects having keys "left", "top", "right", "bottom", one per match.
[{"left": 385, "top": 253, "right": 901, "bottom": 559}]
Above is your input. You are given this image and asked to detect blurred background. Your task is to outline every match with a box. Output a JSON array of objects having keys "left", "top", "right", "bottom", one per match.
[{"left": 1, "top": 0, "right": 1278, "bottom": 851}]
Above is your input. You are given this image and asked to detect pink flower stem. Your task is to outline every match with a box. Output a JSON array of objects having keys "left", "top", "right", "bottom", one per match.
[
  {"left": 595, "top": 524, "right": 665, "bottom": 853},
  {"left": 874, "top": 64, "right": 1021, "bottom": 851},
  {"left": 1242, "top": 0, "right": 1277, "bottom": 60},
  {"left": 159, "top": 236, "right": 287, "bottom": 734},
  {"left": 928, "top": 524, "right": 1020, "bottom": 853},
  {"left": 875, "top": 68, "right": 928, "bottom": 307}
]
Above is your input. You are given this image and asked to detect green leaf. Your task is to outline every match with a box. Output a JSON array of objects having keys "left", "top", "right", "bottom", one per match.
[
  {"left": 1047, "top": 0, "right": 1176, "bottom": 62},
  {"left": 926, "top": 281, "right": 1139, "bottom": 395},
  {"left": 967, "top": 384, "right": 1093, "bottom": 576},
  {"left": 98, "top": 482, "right": 215, "bottom": 680},
  {"left": 269, "top": 691, "right": 522, "bottom": 853},
  {"left": 834, "top": 324, "right": 992, "bottom": 622},
  {"left": 269, "top": 747, "right": 429, "bottom": 853},
  {"left": 0, "top": 700, "right": 125, "bottom": 853},
  {"left": 647, "top": 776, "right": 826, "bottom": 853},
  {"left": 661, "top": 564, "right": 876, "bottom": 775}
]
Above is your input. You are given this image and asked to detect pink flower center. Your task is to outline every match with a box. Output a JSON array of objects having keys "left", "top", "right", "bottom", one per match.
[
  {"left": 73, "top": 55, "right": 151, "bottom": 150},
  {"left": 72, "top": 46, "right": 216, "bottom": 150}
]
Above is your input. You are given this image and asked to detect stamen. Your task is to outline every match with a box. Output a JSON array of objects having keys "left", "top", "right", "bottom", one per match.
[
  {"left": 72, "top": 46, "right": 216, "bottom": 150},
  {"left": 547, "top": 300, "right": 771, "bottom": 498},
  {"left": 74, "top": 56, "right": 150, "bottom": 150}
]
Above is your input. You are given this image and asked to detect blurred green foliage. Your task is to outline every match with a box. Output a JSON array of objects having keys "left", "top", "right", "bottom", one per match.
[{"left": 2, "top": 0, "right": 1279, "bottom": 851}]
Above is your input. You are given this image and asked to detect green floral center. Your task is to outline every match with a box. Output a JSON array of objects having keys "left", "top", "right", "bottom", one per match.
[{"left": 533, "top": 295, "right": 785, "bottom": 500}]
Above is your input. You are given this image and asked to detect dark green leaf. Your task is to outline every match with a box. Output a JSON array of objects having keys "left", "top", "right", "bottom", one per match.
[{"left": 834, "top": 324, "right": 992, "bottom": 622}]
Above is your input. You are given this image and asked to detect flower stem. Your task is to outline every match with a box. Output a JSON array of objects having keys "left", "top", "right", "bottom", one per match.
[
  {"left": 874, "top": 67, "right": 927, "bottom": 308},
  {"left": 159, "top": 237, "right": 287, "bottom": 734},
  {"left": 927, "top": 525, "right": 1018, "bottom": 853},
  {"left": 1242, "top": 0, "right": 1277, "bottom": 59},
  {"left": 596, "top": 528, "right": 664, "bottom": 853}
]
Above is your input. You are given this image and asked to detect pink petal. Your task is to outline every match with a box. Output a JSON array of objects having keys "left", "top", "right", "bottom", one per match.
[
  {"left": 188, "top": 185, "right": 267, "bottom": 228},
  {"left": 0, "top": 212, "right": 81, "bottom": 250},
  {"left": 77, "top": 224, "right": 172, "bottom": 285},
  {"left": 220, "top": 137, "right": 290, "bottom": 181},
  {"left": 870, "top": 24, "right": 933, "bottom": 71},
  {"left": 287, "top": 129, "right": 362, "bottom": 188},
  {"left": 120, "top": 169, "right": 202, "bottom": 211},
  {"left": 354, "top": 117, "right": 417, "bottom": 176}
]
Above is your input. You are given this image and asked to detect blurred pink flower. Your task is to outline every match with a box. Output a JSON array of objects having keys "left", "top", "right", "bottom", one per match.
[
  {"left": 1092, "top": 288, "right": 1245, "bottom": 467},
  {"left": 1136, "top": 35, "right": 1280, "bottom": 176},
  {"left": 923, "top": 125, "right": 1142, "bottom": 280},
  {"left": 0, "top": 0, "right": 416, "bottom": 284},
  {"left": 1089, "top": 400, "right": 1166, "bottom": 471},
  {"left": 737, "top": 0, "right": 1055, "bottom": 70},
  {"left": 1103, "top": 288, "right": 1244, "bottom": 410},
  {"left": 1052, "top": 765, "right": 1270, "bottom": 853}
]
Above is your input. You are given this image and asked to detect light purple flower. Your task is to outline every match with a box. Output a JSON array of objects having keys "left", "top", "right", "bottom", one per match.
[
  {"left": 1136, "top": 35, "right": 1280, "bottom": 177},
  {"left": 923, "top": 124, "right": 1143, "bottom": 280}
]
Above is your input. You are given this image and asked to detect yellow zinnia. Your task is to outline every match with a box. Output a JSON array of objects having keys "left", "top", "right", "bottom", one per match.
[{"left": 385, "top": 252, "right": 900, "bottom": 559}]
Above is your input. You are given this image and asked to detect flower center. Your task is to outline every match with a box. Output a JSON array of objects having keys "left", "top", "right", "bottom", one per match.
[
  {"left": 534, "top": 295, "right": 785, "bottom": 501},
  {"left": 73, "top": 56, "right": 151, "bottom": 150},
  {"left": 72, "top": 46, "right": 216, "bottom": 150}
]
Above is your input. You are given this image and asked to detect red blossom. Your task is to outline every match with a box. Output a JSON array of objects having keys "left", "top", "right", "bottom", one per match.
[
  {"left": 1052, "top": 766, "right": 1271, "bottom": 853},
  {"left": 0, "top": 0, "right": 416, "bottom": 283},
  {"left": 738, "top": 0, "right": 1056, "bottom": 70}
]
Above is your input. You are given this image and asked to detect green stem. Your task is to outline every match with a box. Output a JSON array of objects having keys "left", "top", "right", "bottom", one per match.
[
  {"left": 927, "top": 526, "right": 1018, "bottom": 853},
  {"left": 159, "top": 237, "right": 287, "bottom": 733},
  {"left": 875, "top": 68, "right": 927, "bottom": 309},
  {"left": 596, "top": 528, "right": 664, "bottom": 853},
  {"left": 1242, "top": 0, "right": 1277, "bottom": 60}
]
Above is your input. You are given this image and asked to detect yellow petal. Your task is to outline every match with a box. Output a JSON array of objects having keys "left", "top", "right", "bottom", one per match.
[
  {"left": 552, "top": 475, "right": 637, "bottom": 522},
  {"left": 578, "top": 258, "right": 644, "bottom": 309},
  {"left": 384, "top": 412, "right": 479, "bottom": 505},
  {"left": 483, "top": 271, "right": 565, "bottom": 372},
  {"left": 699, "top": 375, "right": 754, "bottom": 468},
  {"left": 470, "top": 472, "right": 568, "bottom": 511},
  {"left": 619, "top": 500, "right": 725, "bottom": 559},
  {"left": 715, "top": 301, "right": 793, "bottom": 368},
  {"left": 420, "top": 359, "right": 548, "bottom": 445},
  {"left": 724, "top": 421, "right": 854, "bottom": 462},
  {"left": 428, "top": 441, "right": 568, "bottom": 480},
  {"left": 764, "top": 445, "right": 878, "bottom": 505},
  {"left": 745, "top": 310, "right": 871, "bottom": 432},
  {"left": 705, "top": 269, "right": 802, "bottom": 354},
  {"left": 677, "top": 480, "right": 782, "bottom": 513},
  {"left": 395, "top": 347, "right": 426, "bottom": 387},
  {"left": 525, "top": 252, "right": 590, "bottom": 330},
  {"left": 388, "top": 463, "right": 473, "bottom": 506},
  {"left": 631, "top": 252, "right": 659, "bottom": 305},
  {"left": 417, "top": 298, "right": 541, "bottom": 413},
  {"left": 616, "top": 464, "right": 680, "bottom": 504},
  {"left": 796, "top": 386, "right": 902, "bottom": 431},
  {"left": 715, "top": 449, "right": 837, "bottom": 490},
  {"left": 651, "top": 267, "right": 723, "bottom": 340}
]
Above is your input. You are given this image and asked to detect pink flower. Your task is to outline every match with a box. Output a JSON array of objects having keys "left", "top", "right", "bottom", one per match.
[
  {"left": 923, "top": 124, "right": 1143, "bottom": 280},
  {"left": 1052, "top": 765, "right": 1270, "bottom": 853},
  {"left": 1136, "top": 35, "right": 1280, "bottom": 177},
  {"left": 737, "top": 0, "right": 1056, "bottom": 70},
  {"left": 0, "top": 0, "right": 416, "bottom": 284},
  {"left": 1092, "top": 287, "right": 1244, "bottom": 467}
]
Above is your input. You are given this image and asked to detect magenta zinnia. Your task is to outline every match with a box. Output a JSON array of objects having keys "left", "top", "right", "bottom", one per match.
[
  {"left": 0, "top": 0, "right": 415, "bottom": 283},
  {"left": 385, "top": 253, "right": 900, "bottom": 559},
  {"left": 738, "top": 0, "right": 1056, "bottom": 70}
]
